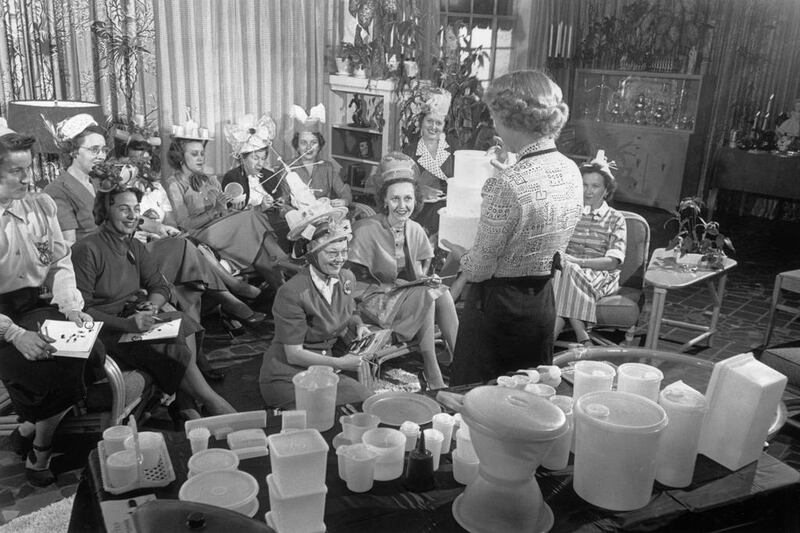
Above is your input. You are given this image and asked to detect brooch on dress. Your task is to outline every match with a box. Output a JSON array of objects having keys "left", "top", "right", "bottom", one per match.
[
  {"left": 34, "top": 238, "right": 53, "bottom": 266},
  {"left": 343, "top": 279, "right": 352, "bottom": 295}
]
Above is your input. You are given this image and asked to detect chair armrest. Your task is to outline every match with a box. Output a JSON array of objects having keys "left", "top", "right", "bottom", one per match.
[{"left": 102, "top": 356, "right": 128, "bottom": 426}]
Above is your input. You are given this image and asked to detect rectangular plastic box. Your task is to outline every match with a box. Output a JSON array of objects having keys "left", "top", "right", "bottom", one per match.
[
  {"left": 266, "top": 474, "right": 327, "bottom": 533},
  {"left": 267, "top": 429, "right": 328, "bottom": 497}
]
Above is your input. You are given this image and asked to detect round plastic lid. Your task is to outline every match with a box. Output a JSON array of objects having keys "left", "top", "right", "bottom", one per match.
[
  {"left": 618, "top": 362, "right": 664, "bottom": 381},
  {"left": 575, "top": 360, "right": 615, "bottom": 377},
  {"left": 188, "top": 448, "right": 239, "bottom": 473},
  {"left": 292, "top": 366, "right": 339, "bottom": 388},
  {"left": 461, "top": 385, "right": 567, "bottom": 442},
  {"left": 660, "top": 385, "right": 707, "bottom": 412},
  {"left": 576, "top": 391, "right": 667, "bottom": 434},
  {"left": 179, "top": 470, "right": 258, "bottom": 510}
]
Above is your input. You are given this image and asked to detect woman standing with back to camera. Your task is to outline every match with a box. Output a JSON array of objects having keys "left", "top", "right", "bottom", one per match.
[{"left": 443, "top": 70, "right": 583, "bottom": 385}]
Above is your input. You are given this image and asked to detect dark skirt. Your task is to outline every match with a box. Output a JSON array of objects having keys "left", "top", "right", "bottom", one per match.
[
  {"left": 100, "top": 311, "right": 201, "bottom": 395},
  {"left": 412, "top": 200, "right": 446, "bottom": 238},
  {"left": 0, "top": 288, "right": 104, "bottom": 422}
]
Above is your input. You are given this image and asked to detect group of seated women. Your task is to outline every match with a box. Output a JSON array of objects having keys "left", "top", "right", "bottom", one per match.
[{"left": 0, "top": 86, "right": 628, "bottom": 486}]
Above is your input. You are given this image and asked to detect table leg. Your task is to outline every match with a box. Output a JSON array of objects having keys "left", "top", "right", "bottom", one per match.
[
  {"left": 706, "top": 273, "right": 728, "bottom": 346},
  {"left": 645, "top": 287, "right": 667, "bottom": 349}
]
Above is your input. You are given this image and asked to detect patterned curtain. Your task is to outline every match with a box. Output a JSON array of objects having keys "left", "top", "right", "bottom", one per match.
[
  {"left": 0, "top": 0, "right": 158, "bottom": 126},
  {"left": 153, "top": 0, "right": 327, "bottom": 177}
]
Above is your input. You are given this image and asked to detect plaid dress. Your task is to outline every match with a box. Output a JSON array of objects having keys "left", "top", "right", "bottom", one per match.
[{"left": 553, "top": 203, "right": 626, "bottom": 324}]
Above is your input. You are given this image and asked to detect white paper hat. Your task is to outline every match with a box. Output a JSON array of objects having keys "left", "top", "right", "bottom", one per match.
[{"left": 223, "top": 114, "right": 277, "bottom": 157}]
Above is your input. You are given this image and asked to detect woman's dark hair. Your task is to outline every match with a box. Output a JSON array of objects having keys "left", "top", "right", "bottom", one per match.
[
  {"left": 374, "top": 152, "right": 424, "bottom": 216},
  {"left": 60, "top": 125, "right": 107, "bottom": 168},
  {"left": 93, "top": 187, "right": 143, "bottom": 225},
  {"left": 580, "top": 163, "right": 618, "bottom": 200},
  {"left": 291, "top": 131, "right": 326, "bottom": 151},
  {"left": 376, "top": 177, "right": 424, "bottom": 217},
  {"left": 238, "top": 146, "right": 269, "bottom": 162},
  {"left": 0, "top": 133, "right": 35, "bottom": 166},
  {"left": 166, "top": 138, "right": 208, "bottom": 170}
]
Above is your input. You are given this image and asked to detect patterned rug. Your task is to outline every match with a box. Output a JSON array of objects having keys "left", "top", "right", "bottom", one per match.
[{"left": 0, "top": 495, "right": 73, "bottom": 533}]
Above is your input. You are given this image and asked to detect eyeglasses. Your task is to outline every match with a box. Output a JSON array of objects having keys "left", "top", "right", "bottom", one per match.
[
  {"left": 321, "top": 249, "right": 348, "bottom": 260},
  {"left": 80, "top": 146, "right": 109, "bottom": 156}
]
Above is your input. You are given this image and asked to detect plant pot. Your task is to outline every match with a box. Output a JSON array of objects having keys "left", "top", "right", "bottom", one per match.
[
  {"left": 353, "top": 67, "right": 367, "bottom": 78},
  {"left": 403, "top": 60, "right": 419, "bottom": 78},
  {"left": 335, "top": 58, "right": 351, "bottom": 75}
]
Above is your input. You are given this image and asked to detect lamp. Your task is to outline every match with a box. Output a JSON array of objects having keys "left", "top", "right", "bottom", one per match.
[{"left": 7, "top": 100, "right": 105, "bottom": 154}]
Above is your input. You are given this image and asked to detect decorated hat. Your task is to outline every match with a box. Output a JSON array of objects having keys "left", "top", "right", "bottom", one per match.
[
  {"left": 113, "top": 113, "right": 162, "bottom": 148},
  {"left": 580, "top": 149, "right": 617, "bottom": 181},
  {"left": 42, "top": 113, "right": 98, "bottom": 147},
  {"left": 223, "top": 114, "right": 277, "bottom": 157},
  {"left": 89, "top": 157, "right": 146, "bottom": 192},
  {"left": 372, "top": 152, "right": 418, "bottom": 191},
  {"left": 290, "top": 103, "right": 326, "bottom": 135},
  {"left": 170, "top": 107, "right": 212, "bottom": 142},
  {"left": 0, "top": 118, "right": 15, "bottom": 137},
  {"left": 421, "top": 88, "right": 452, "bottom": 118},
  {"left": 286, "top": 197, "right": 349, "bottom": 242}
]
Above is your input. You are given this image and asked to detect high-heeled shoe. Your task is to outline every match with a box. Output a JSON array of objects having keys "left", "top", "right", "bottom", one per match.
[
  {"left": 10, "top": 427, "right": 34, "bottom": 459},
  {"left": 26, "top": 445, "right": 55, "bottom": 487},
  {"left": 234, "top": 311, "right": 267, "bottom": 326}
]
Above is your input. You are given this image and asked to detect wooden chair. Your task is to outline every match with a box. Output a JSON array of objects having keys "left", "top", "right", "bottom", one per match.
[{"left": 763, "top": 269, "right": 800, "bottom": 347}]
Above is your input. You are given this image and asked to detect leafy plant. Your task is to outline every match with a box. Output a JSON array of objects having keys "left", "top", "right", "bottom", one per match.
[{"left": 665, "top": 197, "right": 735, "bottom": 266}]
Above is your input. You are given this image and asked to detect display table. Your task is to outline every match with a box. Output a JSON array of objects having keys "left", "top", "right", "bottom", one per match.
[
  {"left": 644, "top": 248, "right": 737, "bottom": 351},
  {"left": 706, "top": 147, "right": 800, "bottom": 218},
  {"left": 68, "top": 375, "right": 799, "bottom": 532}
]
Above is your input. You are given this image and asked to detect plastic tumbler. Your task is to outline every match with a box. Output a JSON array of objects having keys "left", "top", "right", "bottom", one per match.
[
  {"left": 293, "top": 366, "right": 339, "bottom": 431},
  {"left": 336, "top": 444, "right": 351, "bottom": 481},
  {"left": 432, "top": 413, "right": 455, "bottom": 454},
  {"left": 617, "top": 363, "right": 664, "bottom": 402},
  {"left": 103, "top": 425, "right": 133, "bottom": 455},
  {"left": 657, "top": 382, "right": 707, "bottom": 487},
  {"left": 399, "top": 421, "right": 420, "bottom": 452},
  {"left": 572, "top": 361, "right": 615, "bottom": 401},
  {"left": 188, "top": 427, "right": 210, "bottom": 454},
  {"left": 541, "top": 395, "right": 574, "bottom": 471},
  {"left": 340, "top": 413, "right": 380, "bottom": 443},
  {"left": 106, "top": 449, "right": 138, "bottom": 488},
  {"left": 124, "top": 432, "right": 162, "bottom": 470},
  {"left": 423, "top": 428, "right": 444, "bottom": 471},
  {"left": 344, "top": 443, "right": 380, "bottom": 493},
  {"left": 574, "top": 391, "right": 668, "bottom": 511}
]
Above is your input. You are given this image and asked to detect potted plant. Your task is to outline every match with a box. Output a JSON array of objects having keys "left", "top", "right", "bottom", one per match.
[
  {"left": 665, "top": 197, "right": 735, "bottom": 269},
  {"left": 335, "top": 42, "right": 353, "bottom": 75}
]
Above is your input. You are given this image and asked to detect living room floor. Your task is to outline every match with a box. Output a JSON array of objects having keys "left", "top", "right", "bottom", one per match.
[{"left": 1, "top": 202, "right": 799, "bottom": 526}]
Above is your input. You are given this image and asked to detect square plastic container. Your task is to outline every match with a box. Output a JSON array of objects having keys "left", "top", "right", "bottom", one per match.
[
  {"left": 267, "top": 429, "right": 328, "bottom": 496},
  {"left": 227, "top": 429, "right": 268, "bottom": 450},
  {"left": 266, "top": 473, "right": 327, "bottom": 533}
]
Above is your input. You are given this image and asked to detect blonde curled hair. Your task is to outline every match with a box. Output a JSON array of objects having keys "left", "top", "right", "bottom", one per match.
[{"left": 485, "top": 70, "right": 569, "bottom": 139}]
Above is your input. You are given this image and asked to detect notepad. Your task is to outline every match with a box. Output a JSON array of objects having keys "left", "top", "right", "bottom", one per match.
[
  {"left": 40, "top": 319, "right": 103, "bottom": 358},
  {"left": 119, "top": 318, "right": 181, "bottom": 343}
]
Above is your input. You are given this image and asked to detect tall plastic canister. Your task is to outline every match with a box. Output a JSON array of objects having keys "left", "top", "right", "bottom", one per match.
[{"left": 293, "top": 365, "right": 339, "bottom": 431}]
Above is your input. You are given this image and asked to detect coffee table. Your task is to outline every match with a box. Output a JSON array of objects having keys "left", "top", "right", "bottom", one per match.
[{"left": 644, "top": 248, "right": 737, "bottom": 351}]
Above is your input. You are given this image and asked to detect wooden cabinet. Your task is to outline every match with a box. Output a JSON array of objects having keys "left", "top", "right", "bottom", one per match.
[
  {"left": 570, "top": 69, "right": 714, "bottom": 210},
  {"left": 325, "top": 74, "right": 398, "bottom": 203}
]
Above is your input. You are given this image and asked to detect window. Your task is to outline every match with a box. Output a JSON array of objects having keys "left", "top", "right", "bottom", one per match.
[{"left": 439, "top": 0, "right": 514, "bottom": 82}]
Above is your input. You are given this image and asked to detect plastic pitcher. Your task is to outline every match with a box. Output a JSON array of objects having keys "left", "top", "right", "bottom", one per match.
[
  {"left": 574, "top": 391, "right": 668, "bottom": 511},
  {"left": 293, "top": 365, "right": 339, "bottom": 431}
]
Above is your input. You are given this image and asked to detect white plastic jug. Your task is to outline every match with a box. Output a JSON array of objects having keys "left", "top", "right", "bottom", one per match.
[{"left": 293, "top": 365, "right": 339, "bottom": 431}]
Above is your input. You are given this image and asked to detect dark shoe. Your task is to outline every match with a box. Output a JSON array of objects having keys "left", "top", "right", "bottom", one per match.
[
  {"left": 238, "top": 311, "right": 267, "bottom": 326},
  {"left": 10, "top": 427, "right": 34, "bottom": 459},
  {"left": 25, "top": 446, "right": 55, "bottom": 487}
]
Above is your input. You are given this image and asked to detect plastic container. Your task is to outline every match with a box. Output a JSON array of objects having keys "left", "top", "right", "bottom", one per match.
[
  {"left": 455, "top": 425, "right": 477, "bottom": 462},
  {"left": 362, "top": 427, "right": 406, "bottom": 481},
  {"left": 187, "top": 448, "right": 239, "bottom": 477},
  {"left": 188, "top": 427, "right": 210, "bottom": 454},
  {"left": 293, "top": 366, "right": 339, "bottom": 431},
  {"left": 698, "top": 353, "right": 788, "bottom": 471},
  {"left": 574, "top": 391, "right": 668, "bottom": 511},
  {"left": 179, "top": 469, "right": 259, "bottom": 517},
  {"left": 343, "top": 443, "right": 380, "bottom": 493},
  {"left": 399, "top": 421, "right": 420, "bottom": 451},
  {"left": 281, "top": 410, "right": 307, "bottom": 432},
  {"left": 524, "top": 383, "right": 556, "bottom": 400},
  {"left": 617, "top": 363, "right": 664, "bottom": 402},
  {"left": 226, "top": 429, "right": 267, "bottom": 451},
  {"left": 452, "top": 448, "right": 480, "bottom": 485},
  {"left": 124, "top": 432, "right": 163, "bottom": 470},
  {"left": 340, "top": 413, "right": 380, "bottom": 444},
  {"left": 542, "top": 395, "right": 574, "bottom": 471},
  {"left": 336, "top": 444, "right": 350, "bottom": 481},
  {"left": 657, "top": 381, "right": 707, "bottom": 487},
  {"left": 432, "top": 413, "right": 455, "bottom": 454},
  {"left": 266, "top": 473, "right": 327, "bottom": 533},
  {"left": 572, "top": 361, "right": 615, "bottom": 400},
  {"left": 267, "top": 429, "right": 329, "bottom": 496},
  {"left": 106, "top": 449, "right": 138, "bottom": 488},
  {"left": 422, "top": 428, "right": 444, "bottom": 471},
  {"left": 103, "top": 425, "right": 133, "bottom": 455}
]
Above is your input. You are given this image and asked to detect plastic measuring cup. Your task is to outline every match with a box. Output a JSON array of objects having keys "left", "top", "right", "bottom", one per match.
[
  {"left": 574, "top": 391, "right": 668, "bottom": 511},
  {"left": 340, "top": 412, "right": 380, "bottom": 443},
  {"left": 293, "top": 365, "right": 339, "bottom": 431},
  {"left": 362, "top": 428, "right": 406, "bottom": 481},
  {"left": 344, "top": 443, "right": 380, "bottom": 493}
]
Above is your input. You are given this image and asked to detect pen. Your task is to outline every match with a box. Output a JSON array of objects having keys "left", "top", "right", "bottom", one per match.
[{"left": 153, "top": 316, "right": 169, "bottom": 323}]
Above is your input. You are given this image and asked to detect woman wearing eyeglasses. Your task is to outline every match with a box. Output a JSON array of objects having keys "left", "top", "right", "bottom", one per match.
[{"left": 44, "top": 114, "right": 109, "bottom": 244}]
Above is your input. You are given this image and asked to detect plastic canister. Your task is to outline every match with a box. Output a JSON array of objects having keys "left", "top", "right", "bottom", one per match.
[
  {"left": 571, "top": 361, "right": 615, "bottom": 401},
  {"left": 616, "top": 363, "right": 664, "bottom": 402},
  {"left": 179, "top": 470, "right": 259, "bottom": 516},
  {"left": 574, "top": 391, "right": 668, "bottom": 511},
  {"left": 541, "top": 395, "right": 574, "bottom": 471},
  {"left": 293, "top": 365, "right": 339, "bottom": 431},
  {"left": 188, "top": 448, "right": 239, "bottom": 478},
  {"left": 657, "top": 381, "right": 707, "bottom": 487}
]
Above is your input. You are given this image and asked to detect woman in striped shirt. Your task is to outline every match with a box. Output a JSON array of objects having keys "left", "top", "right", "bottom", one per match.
[{"left": 553, "top": 152, "right": 627, "bottom": 346}]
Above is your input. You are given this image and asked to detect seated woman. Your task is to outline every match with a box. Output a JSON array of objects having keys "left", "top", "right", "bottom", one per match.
[
  {"left": 221, "top": 114, "right": 292, "bottom": 252},
  {"left": 259, "top": 206, "right": 371, "bottom": 408},
  {"left": 72, "top": 187, "right": 236, "bottom": 417},
  {"left": 43, "top": 114, "right": 109, "bottom": 244},
  {"left": 163, "top": 126, "right": 295, "bottom": 290},
  {"left": 286, "top": 104, "right": 351, "bottom": 207},
  {"left": 0, "top": 125, "right": 103, "bottom": 486},
  {"left": 552, "top": 151, "right": 627, "bottom": 346},
  {"left": 401, "top": 89, "right": 458, "bottom": 236},
  {"left": 347, "top": 153, "right": 459, "bottom": 390}
]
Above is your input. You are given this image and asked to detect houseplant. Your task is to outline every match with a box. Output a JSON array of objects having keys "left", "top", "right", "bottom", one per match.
[{"left": 665, "top": 197, "right": 734, "bottom": 269}]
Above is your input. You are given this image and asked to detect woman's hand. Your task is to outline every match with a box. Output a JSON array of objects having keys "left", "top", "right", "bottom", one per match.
[
  {"left": 230, "top": 198, "right": 246, "bottom": 211},
  {"left": 260, "top": 194, "right": 275, "bottom": 210},
  {"left": 355, "top": 324, "right": 371, "bottom": 340},
  {"left": 487, "top": 136, "right": 511, "bottom": 171},
  {"left": 65, "top": 310, "right": 94, "bottom": 327},
  {"left": 562, "top": 253, "right": 581, "bottom": 265},
  {"left": 336, "top": 353, "right": 364, "bottom": 372},
  {"left": 128, "top": 311, "right": 155, "bottom": 332},
  {"left": 13, "top": 331, "right": 56, "bottom": 361},
  {"left": 162, "top": 225, "right": 181, "bottom": 237},
  {"left": 213, "top": 191, "right": 232, "bottom": 214},
  {"left": 330, "top": 198, "right": 347, "bottom": 208}
]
